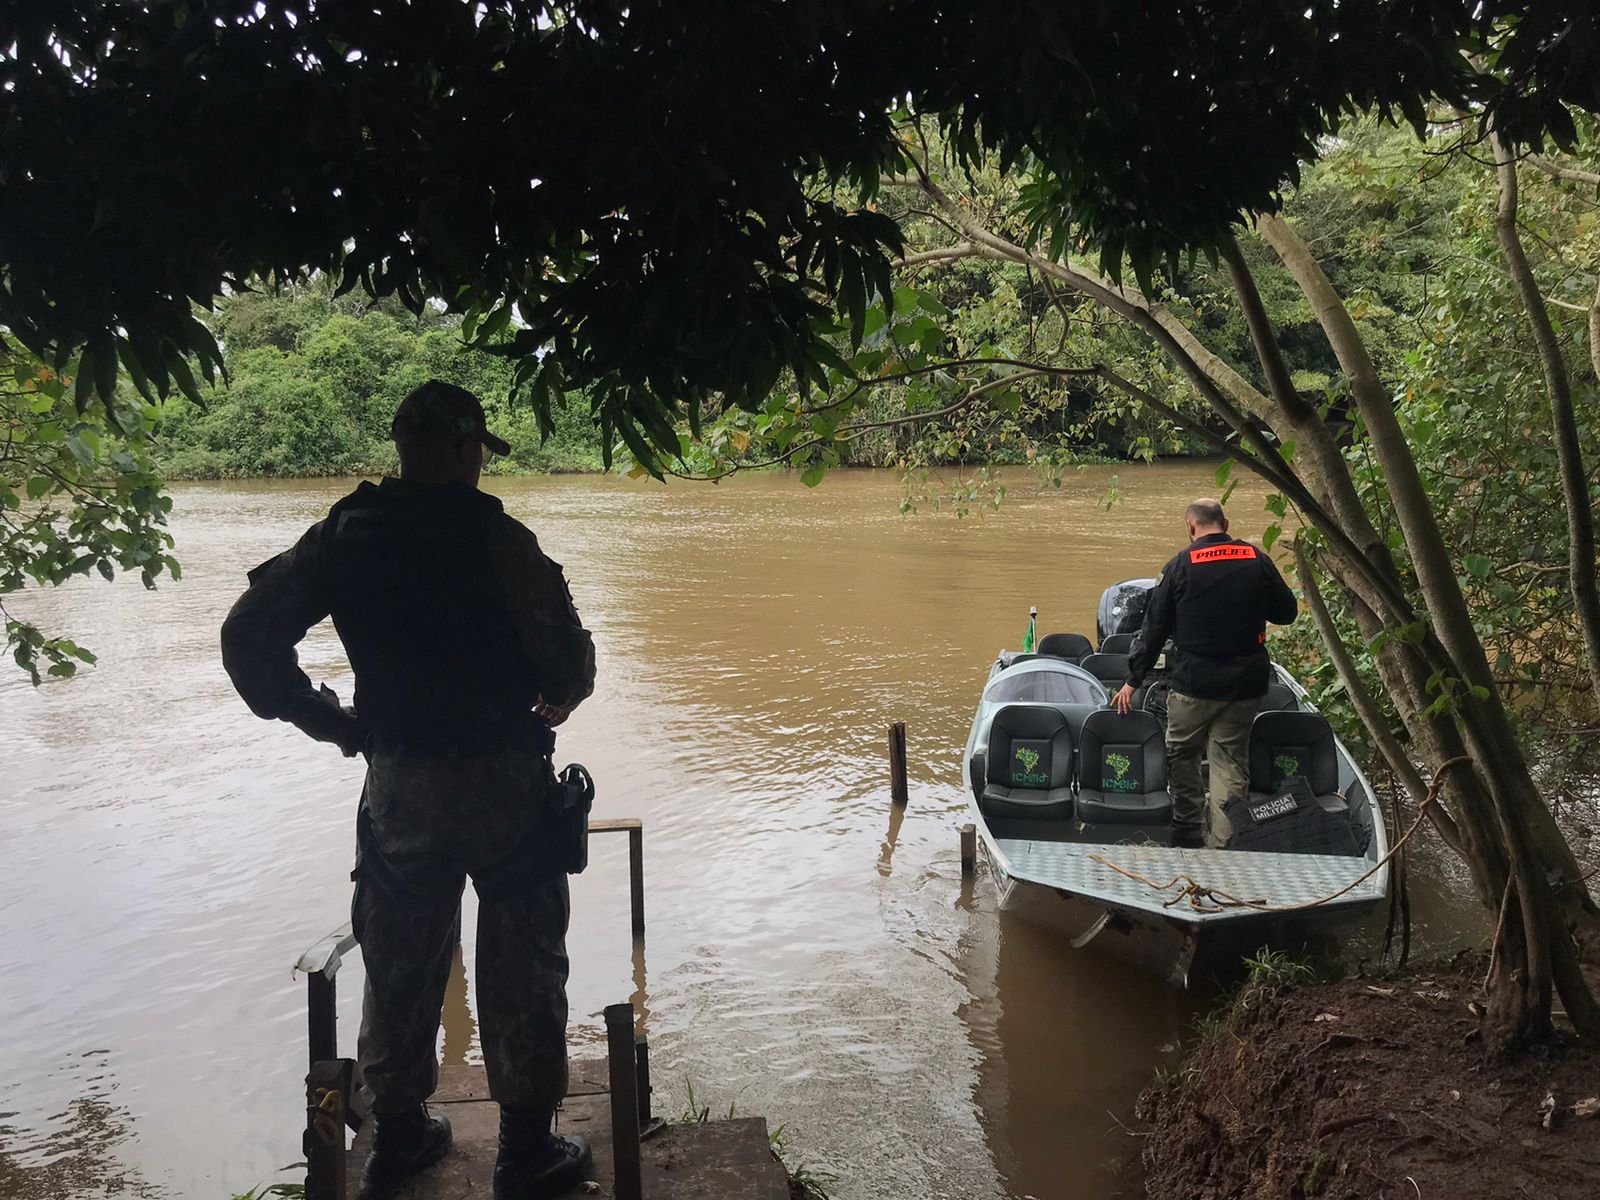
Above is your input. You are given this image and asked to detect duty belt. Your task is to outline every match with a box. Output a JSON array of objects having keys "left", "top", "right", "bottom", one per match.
[{"left": 368, "top": 719, "right": 556, "bottom": 760}]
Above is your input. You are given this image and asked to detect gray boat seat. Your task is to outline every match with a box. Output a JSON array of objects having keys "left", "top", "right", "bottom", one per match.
[
  {"left": 1080, "top": 651, "right": 1131, "bottom": 689},
  {"left": 1076, "top": 709, "right": 1171, "bottom": 825},
  {"left": 1037, "top": 632, "right": 1093, "bottom": 663},
  {"left": 981, "top": 704, "right": 1075, "bottom": 820},
  {"left": 1248, "top": 710, "right": 1338, "bottom": 797},
  {"left": 1260, "top": 681, "right": 1300, "bottom": 712},
  {"left": 1054, "top": 701, "right": 1102, "bottom": 745},
  {"left": 1098, "top": 632, "right": 1136, "bottom": 656}
]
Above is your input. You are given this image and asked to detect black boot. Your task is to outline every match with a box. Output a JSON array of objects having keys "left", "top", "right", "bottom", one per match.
[
  {"left": 359, "top": 1106, "right": 453, "bottom": 1199},
  {"left": 493, "top": 1108, "right": 592, "bottom": 1200}
]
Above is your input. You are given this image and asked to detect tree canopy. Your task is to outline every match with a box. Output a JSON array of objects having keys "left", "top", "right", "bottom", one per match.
[{"left": 3, "top": 1, "right": 1595, "bottom": 469}]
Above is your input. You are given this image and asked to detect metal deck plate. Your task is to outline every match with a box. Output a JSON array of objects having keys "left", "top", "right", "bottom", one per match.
[{"left": 994, "top": 838, "right": 1387, "bottom": 923}]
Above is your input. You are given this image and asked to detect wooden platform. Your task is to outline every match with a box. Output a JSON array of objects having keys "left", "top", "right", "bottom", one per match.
[{"left": 345, "top": 1061, "right": 791, "bottom": 1200}]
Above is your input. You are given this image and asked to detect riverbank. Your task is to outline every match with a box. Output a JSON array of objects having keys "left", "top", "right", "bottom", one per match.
[{"left": 1137, "top": 954, "right": 1600, "bottom": 1199}]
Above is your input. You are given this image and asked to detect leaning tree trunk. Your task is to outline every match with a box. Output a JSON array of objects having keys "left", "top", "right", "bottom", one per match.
[
  {"left": 1257, "top": 213, "right": 1600, "bottom": 1044},
  {"left": 1491, "top": 131, "right": 1600, "bottom": 708}
]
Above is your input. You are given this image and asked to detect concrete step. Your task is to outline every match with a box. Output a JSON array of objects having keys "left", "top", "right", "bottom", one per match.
[{"left": 345, "top": 1061, "right": 791, "bottom": 1199}]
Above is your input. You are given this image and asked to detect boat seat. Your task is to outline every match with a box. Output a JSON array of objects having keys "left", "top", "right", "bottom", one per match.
[
  {"left": 1037, "top": 632, "right": 1093, "bottom": 663},
  {"left": 1098, "top": 632, "right": 1136, "bottom": 656},
  {"left": 1053, "top": 701, "right": 1102, "bottom": 745},
  {"left": 981, "top": 704, "right": 1076, "bottom": 820},
  {"left": 1260, "top": 681, "right": 1300, "bottom": 712},
  {"left": 1076, "top": 709, "right": 1172, "bottom": 825},
  {"left": 1248, "top": 710, "right": 1339, "bottom": 797},
  {"left": 1080, "top": 651, "right": 1131, "bottom": 689},
  {"left": 1226, "top": 710, "right": 1361, "bottom": 855}
]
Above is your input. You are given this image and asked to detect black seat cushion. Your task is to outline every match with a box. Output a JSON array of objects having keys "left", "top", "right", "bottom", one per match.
[
  {"left": 1080, "top": 651, "right": 1131, "bottom": 687},
  {"left": 1248, "top": 710, "right": 1338, "bottom": 796},
  {"left": 1260, "top": 681, "right": 1299, "bottom": 712},
  {"left": 1076, "top": 708, "right": 1171, "bottom": 826},
  {"left": 982, "top": 704, "right": 1075, "bottom": 819},
  {"left": 1037, "top": 632, "right": 1093, "bottom": 662},
  {"left": 1098, "top": 632, "right": 1136, "bottom": 656}
]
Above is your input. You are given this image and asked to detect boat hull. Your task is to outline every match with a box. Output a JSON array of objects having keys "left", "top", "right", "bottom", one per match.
[{"left": 984, "top": 839, "right": 1375, "bottom": 987}]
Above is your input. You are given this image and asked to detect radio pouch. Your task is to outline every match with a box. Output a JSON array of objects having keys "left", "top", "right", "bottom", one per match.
[{"left": 556, "top": 763, "right": 596, "bottom": 875}]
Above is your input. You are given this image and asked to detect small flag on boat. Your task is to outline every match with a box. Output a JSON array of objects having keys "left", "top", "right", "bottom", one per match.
[{"left": 1022, "top": 607, "right": 1037, "bottom": 653}]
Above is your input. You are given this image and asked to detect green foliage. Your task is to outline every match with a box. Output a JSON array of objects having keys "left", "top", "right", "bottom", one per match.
[
  {"left": 5, "top": 3, "right": 1595, "bottom": 474},
  {"left": 1, "top": 349, "right": 176, "bottom": 683},
  {"left": 155, "top": 284, "right": 605, "bottom": 478}
]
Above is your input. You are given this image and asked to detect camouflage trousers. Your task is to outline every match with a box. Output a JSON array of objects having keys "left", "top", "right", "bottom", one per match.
[{"left": 352, "top": 745, "right": 570, "bottom": 1116}]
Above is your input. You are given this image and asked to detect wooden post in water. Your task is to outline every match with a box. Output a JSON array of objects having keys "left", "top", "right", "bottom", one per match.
[
  {"left": 587, "top": 818, "right": 646, "bottom": 936},
  {"left": 960, "top": 822, "right": 977, "bottom": 876},
  {"left": 605, "top": 1003, "right": 643, "bottom": 1200},
  {"left": 627, "top": 824, "right": 646, "bottom": 937},
  {"left": 888, "top": 721, "right": 909, "bottom": 807}
]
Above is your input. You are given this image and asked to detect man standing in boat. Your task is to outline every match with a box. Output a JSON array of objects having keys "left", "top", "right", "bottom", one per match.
[
  {"left": 1111, "top": 498, "right": 1297, "bottom": 849},
  {"left": 221, "top": 381, "right": 596, "bottom": 1199}
]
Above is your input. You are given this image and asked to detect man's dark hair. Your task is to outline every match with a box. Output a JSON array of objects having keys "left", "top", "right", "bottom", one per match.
[{"left": 1185, "top": 498, "right": 1227, "bottom": 529}]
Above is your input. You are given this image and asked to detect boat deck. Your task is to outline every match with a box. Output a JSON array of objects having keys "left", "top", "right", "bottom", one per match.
[{"left": 990, "top": 836, "right": 1386, "bottom": 922}]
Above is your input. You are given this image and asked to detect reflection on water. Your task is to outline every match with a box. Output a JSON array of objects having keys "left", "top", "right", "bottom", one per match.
[
  {"left": 957, "top": 914, "right": 1200, "bottom": 1200},
  {"left": 0, "top": 1052, "right": 156, "bottom": 1200},
  {"left": 0, "top": 465, "right": 1490, "bottom": 1199}
]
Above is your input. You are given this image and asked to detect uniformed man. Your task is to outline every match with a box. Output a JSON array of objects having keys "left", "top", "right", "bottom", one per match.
[
  {"left": 221, "top": 381, "right": 597, "bottom": 1200},
  {"left": 1111, "top": 498, "right": 1297, "bottom": 849}
]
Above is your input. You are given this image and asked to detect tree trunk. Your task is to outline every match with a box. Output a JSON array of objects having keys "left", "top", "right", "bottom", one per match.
[
  {"left": 1295, "top": 543, "right": 1464, "bottom": 855},
  {"left": 1259, "top": 212, "right": 1600, "bottom": 1044},
  {"left": 1491, "top": 131, "right": 1600, "bottom": 706}
]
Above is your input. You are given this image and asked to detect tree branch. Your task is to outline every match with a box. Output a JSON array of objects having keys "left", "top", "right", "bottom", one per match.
[
  {"left": 1525, "top": 154, "right": 1600, "bottom": 188},
  {"left": 896, "top": 243, "right": 979, "bottom": 270},
  {"left": 1491, "top": 128, "right": 1600, "bottom": 704}
]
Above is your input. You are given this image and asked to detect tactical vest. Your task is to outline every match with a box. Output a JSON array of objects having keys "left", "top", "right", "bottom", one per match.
[{"left": 318, "top": 480, "right": 535, "bottom": 745}]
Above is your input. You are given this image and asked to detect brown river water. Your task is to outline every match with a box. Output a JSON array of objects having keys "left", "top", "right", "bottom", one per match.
[{"left": 0, "top": 465, "right": 1490, "bottom": 1200}]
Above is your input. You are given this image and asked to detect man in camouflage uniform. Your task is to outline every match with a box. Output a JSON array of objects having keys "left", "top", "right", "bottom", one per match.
[{"left": 222, "top": 381, "right": 597, "bottom": 1200}]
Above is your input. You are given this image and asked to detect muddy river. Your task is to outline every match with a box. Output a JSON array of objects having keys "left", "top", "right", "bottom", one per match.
[{"left": 0, "top": 465, "right": 1489, "bottom": 1200}]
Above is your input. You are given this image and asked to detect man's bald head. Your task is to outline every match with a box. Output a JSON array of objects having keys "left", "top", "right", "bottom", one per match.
[{"left": 1185, "top": 498, "right": 1228, "bottom": 538}]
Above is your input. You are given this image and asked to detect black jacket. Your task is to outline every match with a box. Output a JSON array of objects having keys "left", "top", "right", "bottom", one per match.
[
  {"left": 1126, "top": 533, "right": 1297, "bottom": 701},
  {"left": 221, "top": 478, "right": 595, "bottom": 747}
]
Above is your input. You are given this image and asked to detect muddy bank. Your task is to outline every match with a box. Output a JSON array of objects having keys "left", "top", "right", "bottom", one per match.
[{"left": 1137, "top": 957, "right": 1600, "bottom": 1199}]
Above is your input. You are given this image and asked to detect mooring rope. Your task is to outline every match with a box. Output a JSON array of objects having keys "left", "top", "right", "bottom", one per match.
[{"left": 1086, "top": 757, "right": 1469, "bottom": 915}]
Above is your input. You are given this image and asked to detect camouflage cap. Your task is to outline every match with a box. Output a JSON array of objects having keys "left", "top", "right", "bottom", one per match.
[{"left": 390, "top": 381, "right": 511, "bottom": 456}]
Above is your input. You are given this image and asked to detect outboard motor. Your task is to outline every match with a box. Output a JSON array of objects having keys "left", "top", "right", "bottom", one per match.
[{"left": 1097, "top": 578, "right": 1157, "bottom": 644}]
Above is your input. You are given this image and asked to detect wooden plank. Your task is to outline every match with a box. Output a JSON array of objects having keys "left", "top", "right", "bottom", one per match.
[
  {"left": 589, "top": 818, "right": 642, "bottom": 833},
  {"left": 430, "top": 1059, "right": 608, "bottom": 1105}
]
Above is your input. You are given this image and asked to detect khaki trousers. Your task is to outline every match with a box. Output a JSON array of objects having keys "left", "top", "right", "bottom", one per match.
[{"left": 1165, "top": 691, "right": 1260, "bottom": 847}]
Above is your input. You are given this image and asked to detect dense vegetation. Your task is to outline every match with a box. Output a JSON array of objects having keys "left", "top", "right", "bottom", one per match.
[{"left": 156, "top": 287, "right": 603, "bottom": 478}]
